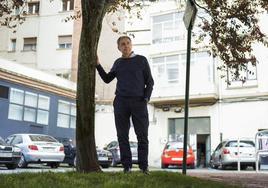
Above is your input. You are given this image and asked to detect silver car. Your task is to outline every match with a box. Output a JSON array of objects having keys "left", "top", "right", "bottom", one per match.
[
  {"left": 210, "top": 139, "right": 256, "bottom": 170},
  {"left": 6, "top": 134, "right": 65, "bottom": 168},
  {"left": 104, "top": 141, "right": 138, "bottom": 167}
]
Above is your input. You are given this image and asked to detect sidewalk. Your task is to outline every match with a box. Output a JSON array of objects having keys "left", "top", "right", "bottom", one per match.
[{"left": 188, "top": 170, "right": 268, "bottom": 188}]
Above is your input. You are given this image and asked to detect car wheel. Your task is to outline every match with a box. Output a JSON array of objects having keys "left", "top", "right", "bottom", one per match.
[
  {"left": 68, "top": 156, "right": 76, "bottom": 167},
  {"left": 111, "top": 158, "right": 117, "bottom": 167},
  {"left": 70, "top": 155, "right": 76, "bottom": 167},
  {"left": 210, "top": 162, "right": 219, "bottom": 169},
  {"left": 6, "top": 163, "right": 17, "bottom": 170},
  {"left": 190, "top": 163, "right": 195, "bottom": 169},
  {"left": 18, "top": 154, "right": 28, "bottom": 168},
  {"left": 49, "top": 162, "right": 60, "bottom": 168},
  {"left": 161, "top": 163, "right": 168, "bottom": 169},
  {"left": 213, "top": 165, "right": 219, "bottom": 169},
  {"left": 73, "top": 156, "right": 77, "bottom": 167},
  {"left": 219, "top": 158, "right": 226, "bottom": 170}
]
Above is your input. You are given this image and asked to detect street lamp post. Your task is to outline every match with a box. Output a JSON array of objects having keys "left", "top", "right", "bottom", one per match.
[{"left": 182, "top": 0, "right": 197, "bottom": 175}]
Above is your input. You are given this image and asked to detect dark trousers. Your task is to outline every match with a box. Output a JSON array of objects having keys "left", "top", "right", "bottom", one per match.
[{"left": 113, "top": 96, "right": 149, "bottom": 170}]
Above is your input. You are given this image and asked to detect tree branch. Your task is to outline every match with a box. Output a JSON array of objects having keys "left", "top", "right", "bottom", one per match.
[{"left": 192, "top": 0, "right": 210, "bottom": 15}]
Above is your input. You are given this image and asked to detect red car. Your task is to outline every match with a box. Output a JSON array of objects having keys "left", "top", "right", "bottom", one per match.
[{"left": 161, "top": 141, "right": 195, "bottom": 169}]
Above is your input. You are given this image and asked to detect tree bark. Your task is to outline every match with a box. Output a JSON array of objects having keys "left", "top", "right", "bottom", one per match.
[{"left": 76, "top": 0, "right": 107, "bottom": 172}]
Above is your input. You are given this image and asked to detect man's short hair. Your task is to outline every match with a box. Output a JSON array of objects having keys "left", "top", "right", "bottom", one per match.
[{"left": 117, "top": 36, "right": 131, "bottom": 46}]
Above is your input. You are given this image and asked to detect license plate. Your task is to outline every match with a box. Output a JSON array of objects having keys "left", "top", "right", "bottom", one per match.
[
  {"left": 0, "top": 152, "right": 12, "bottom": 157},
  {"left": 43, "top": 147, "right": 55, "bottom": 152},
  {"left": 98, "top": 157, "right": 108, "bottom": 161},
  {"left": 171, "top": 157, "right": 182, "bottom": 161}
]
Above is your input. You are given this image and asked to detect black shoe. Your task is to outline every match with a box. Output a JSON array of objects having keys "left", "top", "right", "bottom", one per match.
[
  {"left": 123, "top": 167, "right": 131, "bottom": 173},
  {"left": 141, "top": 168, "right": 150, "bottom": 175}
]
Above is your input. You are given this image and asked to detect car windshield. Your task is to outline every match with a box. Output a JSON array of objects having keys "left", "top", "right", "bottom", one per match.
[
  {"left": 56, "top": 137, "right": 74, "bottom": 145},
  {"left": 0, "top": 137, "right": 6, "bottom": 145},
  {"left": 165, "top": 142, "right": 184, "bottom": 149},
  {"left": 29, "top": 135, "right": 57, "bottom": 142},
  {"left": 226, "top": 140, "right": 255, "bottom": 147}
]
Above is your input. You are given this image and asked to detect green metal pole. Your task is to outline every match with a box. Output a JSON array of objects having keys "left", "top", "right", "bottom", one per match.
[{"left": 182, "top": 20, "right": 192, "bottom": 175}]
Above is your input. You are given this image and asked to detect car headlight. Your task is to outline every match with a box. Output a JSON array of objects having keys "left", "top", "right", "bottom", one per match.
[{"left": 13, "top": 147, "right": 21, "bottom": 153}]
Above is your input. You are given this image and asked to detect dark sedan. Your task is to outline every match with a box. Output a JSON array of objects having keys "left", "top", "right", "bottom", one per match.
[
  {"left": 57, "top": 137, "right": 112, "bottom": 168},
  {"left": 104, "top": 141, "right": 138, "bottom": 167},
  {"left": 0, "top": 136, "right": 21, "bottom": 169},
  {"left": 56, "top": 137, "right": 76, "bottom": 166}
]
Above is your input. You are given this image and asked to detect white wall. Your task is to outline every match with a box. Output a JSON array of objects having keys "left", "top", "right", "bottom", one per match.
[
  {"left": 220, "top": 101, "right": 268, "bottom": 139},
  {"left": 94, "top": 105, "right": 138, "bottom": 148}
]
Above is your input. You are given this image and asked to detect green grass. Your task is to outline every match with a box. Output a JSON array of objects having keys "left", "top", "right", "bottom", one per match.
[{"left": 0, "top": 171, "right": 241, "bottom": 188}]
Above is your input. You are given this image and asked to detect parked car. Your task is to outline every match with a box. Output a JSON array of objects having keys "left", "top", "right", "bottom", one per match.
[
  {"left": 0, "top": 136, "right": 21, "bottom": 169},
  {"left": 96, "top": 148, "right": 113, "bottom": 168},
  {"left": 161, "top": 141, "right": 195, "bottom": 169},
  {"left": 56, "top": 137, "right": 112, "bottom": 168},
  {"left": 210, "top": 139, "right": 256, "bottom": 170},
  {"left": 104, "top": 141, "right": 138, "bottom": 167},
  {"left": 72, "top": 148, "right": 113, "bottom": 168},
  {"left": 56, "top": 137, "right": 76, "bottom": 166},
  {"left": 5, "top": 134, "right": 65, "bottom": 168}
]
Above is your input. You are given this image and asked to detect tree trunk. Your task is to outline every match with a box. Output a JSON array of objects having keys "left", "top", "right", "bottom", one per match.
[{"left": 76, "top": 0, "right": 107, "bottom": 172}]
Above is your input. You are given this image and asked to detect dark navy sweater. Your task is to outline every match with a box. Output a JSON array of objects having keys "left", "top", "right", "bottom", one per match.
[{"left": 96, "top": 55, "right": 154, "bottom": 101}]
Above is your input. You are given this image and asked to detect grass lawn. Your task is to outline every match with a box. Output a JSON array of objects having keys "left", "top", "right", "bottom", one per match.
[{"left": 0, "top": 171, "right": 241, "bottom": 188}]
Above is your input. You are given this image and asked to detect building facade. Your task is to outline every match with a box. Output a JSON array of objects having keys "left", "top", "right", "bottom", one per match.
[
  {"left": 0, "top": 0, "right": 74, "bottom": 79},
  {"left": 0, "top": 58, "right": 76, "bottom": 140}
]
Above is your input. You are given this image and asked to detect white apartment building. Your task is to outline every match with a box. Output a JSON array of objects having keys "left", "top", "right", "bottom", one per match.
[
  {"left": 94, "top": 1, "right": 268, "bottom": 168},
  {"left": 0, "top": 0, "right": 74, "bottom": 79}
]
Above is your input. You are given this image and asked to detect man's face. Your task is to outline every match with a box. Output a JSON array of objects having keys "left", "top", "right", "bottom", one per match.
[{"left": 118, "top": 38, "right": 132, "bottom": 57}]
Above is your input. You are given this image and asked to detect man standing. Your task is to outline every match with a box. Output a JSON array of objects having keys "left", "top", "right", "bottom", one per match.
[{"left": 96, "top": 36, "right": 154, "bottom": 174}]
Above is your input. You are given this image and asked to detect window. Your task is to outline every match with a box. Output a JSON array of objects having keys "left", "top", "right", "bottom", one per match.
[
  {"left": 8, "top": 88, "right": 50, "bottom": 125},
  {"left": 190, "top": 51, "right": 214, "bottom": 84},
  {"left": 10, "top": 88, "right": 24, "bottom": 105},
  {"left": 58, "top": 35, "right": 72, "bottom": 49},
  {"left": 57, "top": 100, "right": 76, "bottom": 128},
  {"left": 0, "top": 85, "right": 9, "bottom": 99},
  {"left": 152, "top": 55, "right": 180, "bottom": 85},
  {"left": 29, "top": 135, "right": 57, "bottom": 142},
  {"left": 227, "top": 62, "right": 257, "bottom": 88},
  {"left": 12, "top": 136, "right": 23, "bottom": 144},
  {"left": 10, "top": 39, "right": 16, "bottom": 52},
  {"left": 25, "top": 92, "right": 38, "bottom": 108},
  {"left": 23, "top": 37, "right": 37, "bottom": 51},
  {"left": 62, "top": 0, "right": 74, "bottom": 11},
  {"left": 5, "top": 136, "right": 15, "bottom": 144},
  {"left": 27, "top": 2, "right": 40, "bottom": 14},
  {"left": 152, "top": 52, "right": 213, "bottom": 87},
  {"left": 8, "top": 104, "right": 23, "bottom": 121},
  {"left": 152, "top": 12, "right": 185, "bottom": 44}
]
